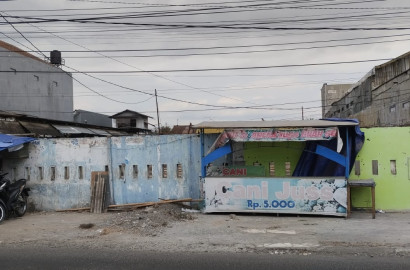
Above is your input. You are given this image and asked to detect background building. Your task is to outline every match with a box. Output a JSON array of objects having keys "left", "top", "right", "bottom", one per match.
[
  {"left": 73, "top": 110, "right": 112, "bottom": 127},
  {"left": 322, "top": 52, "right": 410, "bottom": 127},
  {"left": 0, "top": 41, "right": 73, "bottom": 122},
  {"left": 110, "top": 110, "right": 152, "bottom": 133}
]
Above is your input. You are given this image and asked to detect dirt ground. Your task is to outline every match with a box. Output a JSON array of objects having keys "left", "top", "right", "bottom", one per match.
[{"left": 1, "top": 204, "right": 410, "bottom": 257}]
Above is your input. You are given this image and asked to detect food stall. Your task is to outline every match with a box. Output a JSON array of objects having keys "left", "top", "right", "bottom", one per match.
[{"left": 195, "top": 119, "right": 364, "bottom": 217}]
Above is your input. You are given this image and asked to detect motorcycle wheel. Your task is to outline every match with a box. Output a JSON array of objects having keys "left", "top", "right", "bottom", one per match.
[
  {"left": 14, "top": 195, "right": 27, "bottom": 217},
  {"left": 0, "top": 203, "right": 6, "bottom": 224}
]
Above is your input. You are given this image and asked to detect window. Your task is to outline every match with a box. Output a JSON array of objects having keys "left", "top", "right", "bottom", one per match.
[
  {"left": 269, "top": 162, "right": 275, "bottom": 176},
  {"left": 53, "top": 81, "right": 58, "bottom": 87},
  {"left": 33, "top": 75, "right": 39, "bottom": 81},
  {"left": 390, "top": 160, "right": 397, "bottom": 175},
  {"left": 25, "top": 167, "right": 31, "bottom": 181},
  {"left": 147, "top": 165, "right": 153, "bottom": 179},
  {"left": 162, "top": 164, "right": 168, "bottom": 178},
  {"left": 177, "top": 164, "right": 183, "bottom": 178},
  {"left": 133, "top": 165, "right": 138, "bottom": 179},
  {"left": 38, "top": 167, "right": 44, "bottom": 181},
  {"left": 130, "top": 119, "right": 136, "bottom": 127},
  {"left": 119, "top": 164, "right": 125, "bottom": 179},
  {"left": 78, "top": 166, "right": 84, "bottom": 180},
  {"left": 390, "top": 105, "right": 396, "bottom": 113},
  {"left": 403, "top": 102, "right": 410, "bottom": 109},
  {"left": 285, "top": 162, "right": 291, "bottom": 176},
  {"left": 64, "top": 166, "right": 70, "bottom": 180},
  {"left": 372, "top": 160, "right": 378, "bottom": 175},
  {"left": 354, "top": 160, "right": 361, "bottom": 175},
  {"left": 51, "top": 166, "right": 56, "bottom": 181},
  {"left": 105, "top": 165, "right": 109, "bottom": 172}
]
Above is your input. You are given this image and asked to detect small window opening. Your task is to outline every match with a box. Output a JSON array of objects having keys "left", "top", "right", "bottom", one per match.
[
  {"left": 390, "top": 105, "right": 396, "bottom": 113},
  {"left": 390, "top": 160, "right": 397, "bottom": 175},
  {"left": 64, "top": 166, "right": 69, "bottom": 180},
  {"left": 133, "top": 165, "right": 138, "bottom": 179},
  {"left": 53, "top": 81, "right": 58, "bottom": 87},
  {"left": 285, "top": 162, "right": 291, "bottom": 176},
  {"left": 147, "top": 165, "right": 153, "bottom": 179},
  {"left": 78, "top": 166, "right": 84, "bottom": 180},
  {"left": 354, "top": 160, "right": 361, "bottom": 175},
  {"left": 162, "top": 164, "right": 168, "bottom": 178},
  {"left": 372, "top": 160, "right": 378, "bottom": 175},
  {"left": 119, "top": 164, "right": 125, "bottom": 179},
  {"left": 51, "top": 166, "right": 56, "bottom": 181},
  {"left": 177, "top": 164, "right": 183, "bottom": 178},
  {"left": 105, "top": 165, "right": 109, "bottom": 172},
  {"left": 269, "top": 162, "right": 275, "bottom": 176},
  {"left": 34, "top": 75, "right": 39, "bottom": 81},
  {"left": 38, "top": 167, "right": 44, "bottom": 181}
]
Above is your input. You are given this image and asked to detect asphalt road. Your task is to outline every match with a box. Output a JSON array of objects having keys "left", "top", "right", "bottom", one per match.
[{"left": 0, "top": 247, "right": 409, "bottom": 270}]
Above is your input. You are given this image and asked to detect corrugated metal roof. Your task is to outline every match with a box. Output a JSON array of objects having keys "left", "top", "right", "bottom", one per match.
[
  {"left": 106, "top": 129, "right": 129, "bottom": 136},
  {"left": 88, "top": 128, "right": 111, "bottom": 136},
  {"left": 52, "top": 125, "right": 95, "bottom": 135},
  {"left": 20, "top": 121, "right": 61, "bottom": 137},
  {"left": 194, "top": 120, "right": 358, "bottom": 129},
  {"left": 0, "top": 121, "right": 26, "bottom": 134}
]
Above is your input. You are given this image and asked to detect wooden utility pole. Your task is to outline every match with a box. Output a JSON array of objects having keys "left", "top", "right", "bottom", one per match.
[{"left": 155, "top": 89, "right": 161, "bottom": 134}]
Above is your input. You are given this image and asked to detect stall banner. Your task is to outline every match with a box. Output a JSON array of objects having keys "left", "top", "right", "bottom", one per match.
[
  {"left": 206, "top": 166, "right": 266, "bottom": 177},
  {"left": 204, "top": 177, "right": 347, "bottom": 216},
  {"left": 209, "top": 127, "right": 338, "bottom": 153}
]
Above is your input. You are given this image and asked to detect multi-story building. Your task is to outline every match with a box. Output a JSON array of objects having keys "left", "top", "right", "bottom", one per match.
[
  {"left": 0, "top": 41, "right": 73, "bottom": 122},
  {"left": 321, "top": 51, "right": 410, "bottom": 127}
]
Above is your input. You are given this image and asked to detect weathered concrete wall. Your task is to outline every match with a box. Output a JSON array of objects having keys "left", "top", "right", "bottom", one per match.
[
  {"left": 0, "top": 47, "right": 73, "bottom": 122},
  {"left": 1, "top": 135, "right": 204, "bottom": 211},
  {"left": 324, "top": 55, "right": 410, "bottom": 127}
]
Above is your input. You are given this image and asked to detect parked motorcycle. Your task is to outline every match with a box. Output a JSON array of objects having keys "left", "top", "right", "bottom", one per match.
[{"left": 0, "top": 172, "right": 30, "bottom": 224}]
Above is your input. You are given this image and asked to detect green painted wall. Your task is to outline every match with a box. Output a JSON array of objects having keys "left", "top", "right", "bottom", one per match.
[
  {"left": 241, "top": 127, "right": 410, "bottom": 211},
  {"left": 243, "top": 141, "right": 306, "bottom": 177},
  {"left": 349, "top": 127, "right": 410, "bottom": 211}
]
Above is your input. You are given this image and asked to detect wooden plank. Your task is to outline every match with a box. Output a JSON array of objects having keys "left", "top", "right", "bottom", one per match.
[
  {"left": 90, "top": 171, "right": 109, "bottom": 213},
  {"left": 56, "top": 207, "right": 91, "bottom": 212},
  {"left": 107, "top": 198, "right": 193, "bottom": 209}
]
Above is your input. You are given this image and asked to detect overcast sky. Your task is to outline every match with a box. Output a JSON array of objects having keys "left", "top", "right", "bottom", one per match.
[{"left": 1, "top": 0, "right": 410, "bottom": 128}]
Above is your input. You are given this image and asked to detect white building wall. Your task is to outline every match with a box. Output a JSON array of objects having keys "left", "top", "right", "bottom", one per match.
[{"left": 0, "top": 47, "right": 73, "bottom": 121}]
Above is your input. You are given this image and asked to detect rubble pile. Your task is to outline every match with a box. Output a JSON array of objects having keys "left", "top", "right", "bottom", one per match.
[{"left": 104, "top": 203, "right": 197, "bottom": 236}]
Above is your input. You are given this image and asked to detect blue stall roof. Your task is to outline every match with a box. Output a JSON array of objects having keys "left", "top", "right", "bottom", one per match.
[{"left": 0, "top": 134, "right": 36, "bottom": 152}]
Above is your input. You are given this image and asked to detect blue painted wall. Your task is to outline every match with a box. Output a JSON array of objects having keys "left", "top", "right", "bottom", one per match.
[{"left": 1, "top": 135, "right": 207, "bottom": 211}]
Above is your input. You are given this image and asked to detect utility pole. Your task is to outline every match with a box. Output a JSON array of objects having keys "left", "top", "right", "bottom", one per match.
[
  {"left": 302, "top": 106, "right": 304, "bottom": 120},
  {"left": 155, "top": 89, "right": 161, "bottom": 134}
]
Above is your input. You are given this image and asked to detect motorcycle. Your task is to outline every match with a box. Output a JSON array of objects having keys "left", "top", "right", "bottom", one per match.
[{"left": 0, "top": 172, "right": 30, "bottom": 224}]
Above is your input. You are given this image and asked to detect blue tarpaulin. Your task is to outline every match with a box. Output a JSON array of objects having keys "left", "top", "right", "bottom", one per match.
[
  {"left": 0, "top": 134, "right": 36, "bottom": 152},
  {"left": 292, "top": 118, "right": 365, "bottom": 177}
]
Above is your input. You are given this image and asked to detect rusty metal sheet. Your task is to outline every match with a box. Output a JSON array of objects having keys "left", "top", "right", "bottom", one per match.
[
  {"left": 19, "top": 121, "right": 61, "bottom": 137},
  {"left": 0, "top": 121, "right": 26, "bottom": 135}
]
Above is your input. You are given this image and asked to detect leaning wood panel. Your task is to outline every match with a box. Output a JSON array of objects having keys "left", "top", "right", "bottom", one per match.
[{"left": 90, "top": 171, "right": 109, "bottom": 213}]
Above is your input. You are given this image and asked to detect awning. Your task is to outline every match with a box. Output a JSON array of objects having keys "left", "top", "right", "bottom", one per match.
[{"left": 0, "top": 134, "right": 36, "bottom": 152}]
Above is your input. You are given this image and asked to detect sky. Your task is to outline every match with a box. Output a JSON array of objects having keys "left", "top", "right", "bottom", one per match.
[{"left": 1, "top": 0, "right": 410, "bottom": 128}]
